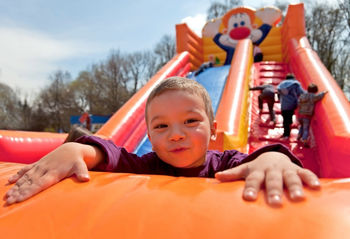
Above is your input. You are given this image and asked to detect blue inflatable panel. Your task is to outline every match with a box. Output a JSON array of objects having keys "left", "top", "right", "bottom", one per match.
[{"left": 195, "top": 65, "right": 230, "bottom": 115}]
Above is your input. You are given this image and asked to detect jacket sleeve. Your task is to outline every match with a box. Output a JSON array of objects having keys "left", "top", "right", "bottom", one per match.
[
  {"left": 233, "top": 143, "right": 303, "bottom": 167},
  {"left": 313, "top": 91, "right": 326, "bottom": 102},
  {"left": 75, "top": 135, "right": 155, "bottom": 173}
]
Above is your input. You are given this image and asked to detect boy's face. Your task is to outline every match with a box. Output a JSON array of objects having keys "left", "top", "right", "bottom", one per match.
[{"left": 147, "top": 90, "right": 217, "bottom": 168}]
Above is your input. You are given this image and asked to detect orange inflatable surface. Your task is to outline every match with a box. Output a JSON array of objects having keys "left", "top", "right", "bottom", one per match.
[{"left": 1, "top": 162, "right": 350, "bottom": 239}]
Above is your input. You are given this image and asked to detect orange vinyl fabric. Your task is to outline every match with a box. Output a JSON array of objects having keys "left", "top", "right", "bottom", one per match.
[
  {"left": 1, "top": 162, "right": 350, "bottom": 239},
  {"left": 176, "top": 23, "right": 203, "bottom": 69}
]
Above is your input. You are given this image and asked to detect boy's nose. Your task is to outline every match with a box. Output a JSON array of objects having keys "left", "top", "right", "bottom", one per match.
[{"left": 169, "top": 126, "right": 185, "bottom": 141}]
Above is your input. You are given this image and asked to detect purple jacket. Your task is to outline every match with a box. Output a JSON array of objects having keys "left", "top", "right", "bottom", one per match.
[{"left": 76, "top": 136, "right": 302, "bottom": 177}]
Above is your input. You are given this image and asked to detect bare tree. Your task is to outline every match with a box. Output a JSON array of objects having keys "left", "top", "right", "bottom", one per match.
[
  {"left": 0, "top": 82, "right": 22, "bottom": 129},
  {"left": 26, "top": 102, "right": 50, "bottom": 131},
  {"left": 206, "top": 0, "right": 242, "bottom": 20},
  {"left": 124, "top": 52, "right": 147, "bottom": 94},
  {"left": 73, "top": 51, "right": 131, "bottom": 116},
  {"left": 305, "top": 3, "right": 350, "bottom": 92},
  {"left": 70, "top": 70, "right": 94, "bottom": 113},
  {"left": 339, "top": 0, "right": 350, "bottom": 32},
  {"left": 36, "top": 70, "right": 80, "bottom": 132},
  {"left": 154, "top": 35, "right": 176, "bottom": 69}
]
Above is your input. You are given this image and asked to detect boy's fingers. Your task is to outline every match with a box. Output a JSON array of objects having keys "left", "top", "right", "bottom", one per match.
[
  {"left": 13, "top": 172, "right": 34, "bottom": 188},
  {"left": 297, "top": 169, "right": 321, "bottom": 189},
  {"left": 8, "top": 165, "right": 34, "bottom": 184},
  {"left": 72, "top": 161, "right": 90, "bottom": 182},
  {"left": 283, "top": 170, "right": 305, "bottom": 201},
  {"left": 215, "top": 164, "right": 248, "bottom": 182},
  {"left": 6, "top": 163, "right": 50, "bottom": 199},
  {"left": 6, "top": 175, "right": 42, "bottom": 204},
  {"left": 7, "top": 183, "right": 42, "bottom": 204},
  {"left": 6, "top": 173, "right": 60, "bottom": 205},
  {"left": 265, "top": 169, "right": 283, "bottom": 206},
  {"left": 242, "top": 170, "right": 264, "bottom": 201}
]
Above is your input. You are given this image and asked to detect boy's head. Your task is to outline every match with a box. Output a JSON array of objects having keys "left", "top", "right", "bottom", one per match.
[
  {"left": 307, "top": 83, "right": 318, "bottom": 93},
  {"left": 286, "top": 74, "right": 295, "bottom": 80},
  {"left": 145, "top": 76, "right": 217, "bottom": 168},
  {"left": 145, "top": 77, "right": 215, "bottom": 125}
]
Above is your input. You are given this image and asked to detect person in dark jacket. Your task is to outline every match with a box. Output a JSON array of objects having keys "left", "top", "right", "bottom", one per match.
[
  {"left": 277, "top": 74, "right": 305, "bottom": 139},
  {"left": 249, "top": 84, "right": 276, "bottom": 124}
]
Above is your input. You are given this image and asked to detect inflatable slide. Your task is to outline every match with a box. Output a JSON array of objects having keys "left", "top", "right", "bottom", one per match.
[{"left": 0, "top": 3, "right": 350, "bottom": 238}]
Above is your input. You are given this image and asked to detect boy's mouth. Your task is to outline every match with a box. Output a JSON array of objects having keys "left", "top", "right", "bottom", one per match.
[{"left": 170, "top": 147, "right": 188, "bottom": 153}]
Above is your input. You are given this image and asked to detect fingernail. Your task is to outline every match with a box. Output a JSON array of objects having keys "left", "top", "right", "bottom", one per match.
[
  {"left": 291, "top": 190, "right": 304, "bottom": 200},
  {"left": 312, "top": 180, "right": 320, "bottom": 187},
  {"left": 79, "top": 174, "right": 90, "bottom": 181},
  {"left": 6, "top": 197, "right": 15, "bottom": 205},
  {"left": 268, "top": 194, "right": 281, "bottom": 205},
  {"left": 244, "top": 189, "right": 256, "bottom": 200}
]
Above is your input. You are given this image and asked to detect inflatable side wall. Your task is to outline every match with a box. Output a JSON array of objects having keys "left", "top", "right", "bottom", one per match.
[
  {"left": 0, "top": 131, "right": 65, "bottom": 164},
  {"left": 176, "top": 23, "right": 203, "bottom": 69},
  {"left": 282, "top": 4, "right": 350, "bottom": 177},
  {"left": 209, "top": 39, "right": 252, "bottom": 152}
]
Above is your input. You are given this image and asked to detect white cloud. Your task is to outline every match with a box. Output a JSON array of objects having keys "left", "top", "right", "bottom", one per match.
[
  {"left": 0, "top": 26, "right": 95, "bottom": 99},
  {"left": 181, "top": 13, "right": 207, "bottom": 37}
]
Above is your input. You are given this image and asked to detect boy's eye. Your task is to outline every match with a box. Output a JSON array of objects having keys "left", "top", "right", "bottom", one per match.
[
  {"left": 185, "top": 119, "right": 199, "bottom": 125},
  {"left": 154, "top": 124, "right": 167, "bottom": 129}
]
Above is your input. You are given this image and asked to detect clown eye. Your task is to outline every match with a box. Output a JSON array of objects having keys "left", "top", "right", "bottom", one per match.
[
  {"left": 233, "top": 23, "right": 238, "bottom": 28},
  {"left": 240, "top": 21, "right": 245, "bottom": 26}
]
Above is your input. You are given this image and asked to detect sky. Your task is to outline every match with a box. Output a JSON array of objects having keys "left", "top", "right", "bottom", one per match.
[{"left": 0, "top": 0, "right": 335, "bottom": 100}]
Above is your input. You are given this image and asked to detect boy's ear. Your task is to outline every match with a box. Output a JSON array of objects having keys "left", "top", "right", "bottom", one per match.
[
  {"left": 147, "top": 132, "right": 155, "bottom": 151},
  {"left": 210, "top": 120, "right": 217, "bottom": 141}
]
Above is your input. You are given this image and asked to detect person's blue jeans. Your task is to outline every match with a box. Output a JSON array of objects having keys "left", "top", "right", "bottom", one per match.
[{"left": 298, "top": 117, "right": 311, "bottom": 141}]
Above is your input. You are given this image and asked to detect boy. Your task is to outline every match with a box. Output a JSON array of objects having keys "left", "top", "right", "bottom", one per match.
[
  {"left": 5, "top": 77, "right": 320, "bottom": 206},
  {"left": 277, "top": 74, "right": 305, "bottom": 139},
  {"left": 297, "top": 83, "right": 327, "bottom": 146},
  {"left": 249, "top": 84, "right": 276, "bottom": 124}
]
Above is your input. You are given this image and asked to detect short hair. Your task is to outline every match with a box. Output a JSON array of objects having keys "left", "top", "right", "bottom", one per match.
[
  {"left": 307, "top": 83, "right": 318, "bottom": 93},
  {"left": 286, "top": 74, "right": 295, "bottom": 80},
  {"left": 145, "top": 76, "right": 214, "bottom": 125}
]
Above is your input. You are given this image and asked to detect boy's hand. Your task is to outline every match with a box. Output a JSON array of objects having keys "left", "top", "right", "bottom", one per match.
[
  {"left": 4, "top": 143, "right": 91, "bottom": 205},
  {"left": 215, "top": 152, "right": 320, "bottom": 206}
]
